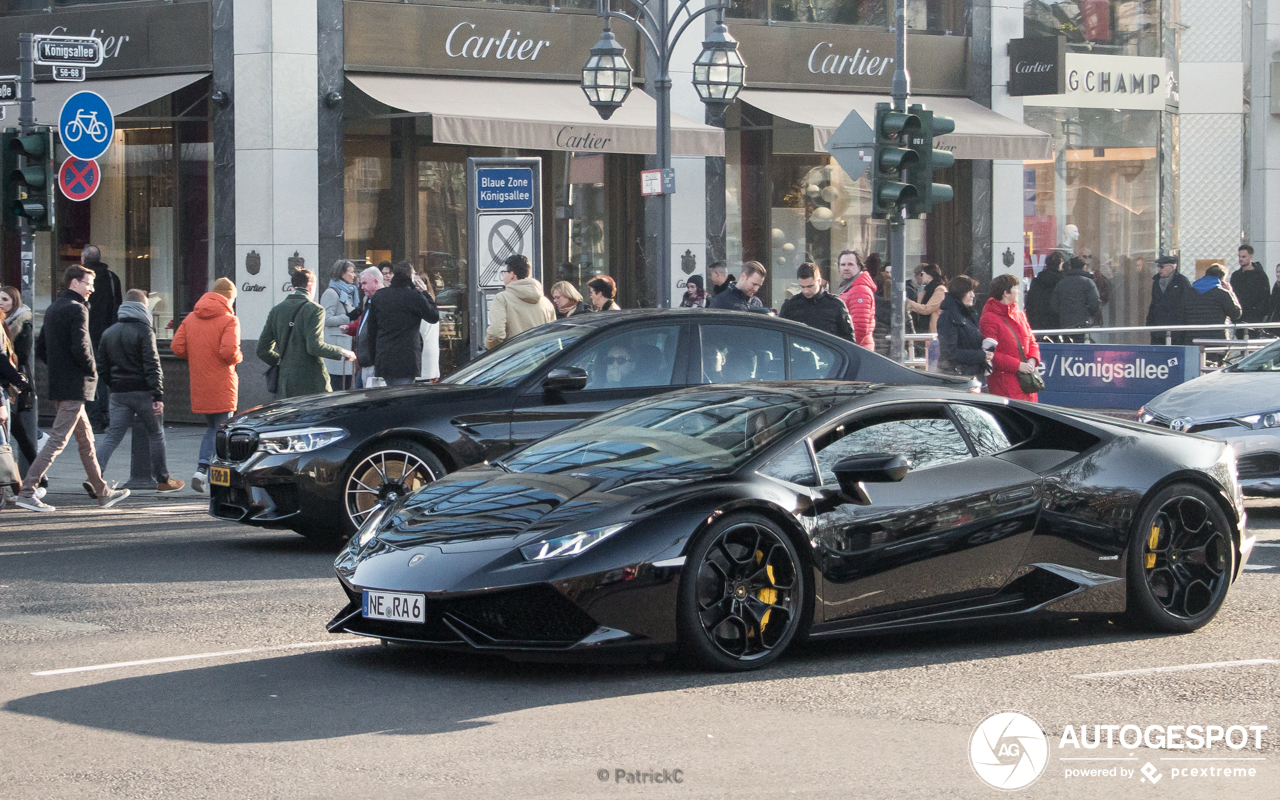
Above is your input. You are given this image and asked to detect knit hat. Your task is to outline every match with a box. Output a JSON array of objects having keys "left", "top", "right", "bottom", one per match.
[{"left": 212, "top": 277, "right": 236, "bottom": 300}]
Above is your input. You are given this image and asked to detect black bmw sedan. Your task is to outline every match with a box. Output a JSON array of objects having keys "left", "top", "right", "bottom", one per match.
[{"left": 209, "top": 309, "right": 971, "bottom": 542}]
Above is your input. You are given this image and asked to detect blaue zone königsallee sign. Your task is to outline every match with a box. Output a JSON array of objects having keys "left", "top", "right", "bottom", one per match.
[{"left": 1037, "top": 344, "right": 1199, "bottom": 410}]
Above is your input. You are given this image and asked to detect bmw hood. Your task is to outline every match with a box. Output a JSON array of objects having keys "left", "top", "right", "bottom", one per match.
[
  {"left": 1146, "top": 368, "right": 1280, "bottom": 423},
  {"left": 232, "top": 383, "right": 505, "bottom": 429}
]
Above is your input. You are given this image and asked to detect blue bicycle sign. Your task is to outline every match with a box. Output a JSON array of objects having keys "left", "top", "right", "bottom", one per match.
[{"left": 58, "top": 91, "right": 113, "bottom": 160}]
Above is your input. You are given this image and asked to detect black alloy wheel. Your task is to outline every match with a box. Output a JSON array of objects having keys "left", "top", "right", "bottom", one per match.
[
  {"left": 678, "top": 513, "right": 806, "bottom": 671},
  {"left": 1127, "top": 483, "right": 1235, "bottom": 633},
  {"left": 342, "top": 438, "right": 445, "bottom": 538}
]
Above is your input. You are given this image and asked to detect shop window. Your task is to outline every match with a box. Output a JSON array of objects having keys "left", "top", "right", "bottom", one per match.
[{"left": 1024, "top": 0, "right": 1161, "bottom": 57}]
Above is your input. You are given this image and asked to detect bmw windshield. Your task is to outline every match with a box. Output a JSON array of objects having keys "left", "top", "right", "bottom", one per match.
[
  {"left": 443, "top": 326, "right": 590, "bottom": 387},
  {"left": 501, "top": 389, "right": 834, "bottom": 478}
]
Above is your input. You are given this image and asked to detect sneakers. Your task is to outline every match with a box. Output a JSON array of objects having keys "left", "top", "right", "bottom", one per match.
[
  {"left": 192, "top": 471, "right": 208, "bottom": 494},
  {"left": 82, "top": 480, "right": 98, "bottom": 499},
  {"left": 98, "top": 487, "right": 130, "bottom": 509},
  {"left": 157, "top": 478, "right": 185, "bottom": 492},
  {"left": 15, "top": 494, "right": 55, "bottom": 513},
  {"left": 34, "top": 486, "right": 46, "bottom": 501}
]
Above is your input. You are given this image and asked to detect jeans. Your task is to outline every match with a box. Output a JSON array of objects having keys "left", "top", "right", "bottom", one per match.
[
  {"left": 199, "top": 411, "right": 232, "bottom": 471},
  {"left": 20, "top": 400, "right": 106, "bottom": 497},
  {"left": 96, "top": 391, "right": 169, "bottom": 482}
]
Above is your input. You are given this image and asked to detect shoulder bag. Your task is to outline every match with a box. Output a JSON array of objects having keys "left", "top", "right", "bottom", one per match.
[
  {"left": 0, "top": 394, "right": 21, "bottom": 488},
  {"left": 996, "top": 314, "right": 1046, "bottom": 394},
  {"left": 264, "top": 302, "right": 306, "bottom": 394}
]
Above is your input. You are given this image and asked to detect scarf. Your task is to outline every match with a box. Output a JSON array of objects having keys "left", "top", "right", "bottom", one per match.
[{"left": 330, "top": 279, "right": 359, "bottom": 309}]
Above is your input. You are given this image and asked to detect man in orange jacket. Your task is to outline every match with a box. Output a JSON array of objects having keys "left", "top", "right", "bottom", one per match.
[{"left": 837, "top": 250, "right": 876, "bottom": 349}]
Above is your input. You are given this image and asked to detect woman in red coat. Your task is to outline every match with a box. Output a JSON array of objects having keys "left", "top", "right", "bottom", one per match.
[{"left": 979, "top": 273, "right": 1041, "bottom": 402}]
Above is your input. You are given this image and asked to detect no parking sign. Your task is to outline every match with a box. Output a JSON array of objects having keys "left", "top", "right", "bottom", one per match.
[{"left": 58, "top": 157, "right": 100, "bottom": 201}]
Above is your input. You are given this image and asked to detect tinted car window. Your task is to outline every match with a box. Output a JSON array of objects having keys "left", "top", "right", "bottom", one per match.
[
  {"left": 759, "top": 442, "right": 819, "bottom": 487},
  {"left": 444, "top": 327, "right": 589, "bottom": 387},
  {"left": 951, "top": 405, "right": 1013, "bottom": 455},
  {"left": 701, "top": 325, "right": 785, "bottom": 384},
  {"left": 789, "top": 336, "right": 841, "bottom": 380},
  {"left": 814, "top": 409, "right": 972, "bottom": 484},
  {"left": 565, "top": 326, "right": 682, "bottom": 390}
]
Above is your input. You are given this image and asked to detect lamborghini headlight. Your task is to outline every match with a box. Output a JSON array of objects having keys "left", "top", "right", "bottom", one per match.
[
  {"left": 259, "top": 426, "right": 347, "bottom": 454},
  {"left": 519, "top": 524, "right": 628, "bottom": 561}
]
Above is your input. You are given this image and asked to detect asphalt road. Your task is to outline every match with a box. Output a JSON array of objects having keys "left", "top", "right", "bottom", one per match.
[{"left": 0, "top": 485, "right": 1276, "bottom": 799}]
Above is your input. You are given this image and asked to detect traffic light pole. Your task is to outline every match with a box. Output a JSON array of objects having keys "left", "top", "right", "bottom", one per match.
[
  {"left": 16, "top": 33, "right": 36, "bottom": 452},
  {"left": 888, "top": 0, "right": 909, "bottom": 364}
]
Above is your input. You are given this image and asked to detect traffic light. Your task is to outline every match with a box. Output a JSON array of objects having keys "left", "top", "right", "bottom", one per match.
[
  {"left": 8, "top": 127, "right": 54, "bottom": 230},
  {"left": 906, "top": 104, "right": 955, "bottom": 218},
  {"left": 871, "top": 102, "right": 920, "bottom": 218}
]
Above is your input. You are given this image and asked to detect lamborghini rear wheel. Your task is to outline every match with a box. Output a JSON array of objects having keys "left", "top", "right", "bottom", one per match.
[{"left": 677, "top": 513, "right": 807, "bottom": 671}]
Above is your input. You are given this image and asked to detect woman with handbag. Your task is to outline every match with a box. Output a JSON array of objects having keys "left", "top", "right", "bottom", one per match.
[
  {"left": 0, "top": 306, "right": 34, "bottom": 501},
  {"left": 0, "top": 287, "right": 40, "bottom": 470},
  {"left": 980, "top": 274, "right": 1043, "bottom": 402}
]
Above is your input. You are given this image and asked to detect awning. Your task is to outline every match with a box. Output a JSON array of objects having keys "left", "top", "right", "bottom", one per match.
[
  {"left": 32, "top": 73, "right": 209, "bottom": 125},
  {"left": 348, "top": 74, "right": 724, "bottom": 158},
  {"left": 740, "top": 89, "right": 1053, "bottom": 161}
]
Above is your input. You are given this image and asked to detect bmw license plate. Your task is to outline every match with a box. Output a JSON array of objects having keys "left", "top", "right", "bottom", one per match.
[
  {"left": 210, "top": 466, "right": 231, "bottom": 487},
  {"left": 362, "top": 590, "right": 425, "bottom": 623}
]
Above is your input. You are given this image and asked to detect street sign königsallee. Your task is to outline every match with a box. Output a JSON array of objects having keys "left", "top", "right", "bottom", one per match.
[
  {"left": 0, "top": 76, "right": 16, "bottom": 105},
  {"left": 824, "top": 110, "right": 875, "bottom": 182},
  {"left": 33, "top": 35, "right": 104, "bottom": 67},
  {"left": 475, "top": 167, "right": 535, "bottom": 211}
]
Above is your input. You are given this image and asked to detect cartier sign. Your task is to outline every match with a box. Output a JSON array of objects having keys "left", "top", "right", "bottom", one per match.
[
  {"left": 1007, "top": 36, "right": 1065, "bottom": 97},
  {"left": 346, "top": 2, "right": 639, "bottom": 81}
]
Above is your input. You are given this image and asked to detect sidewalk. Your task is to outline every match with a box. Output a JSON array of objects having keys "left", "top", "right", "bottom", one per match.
[{"left": 19, "top": 422, "right": 208, "bottom": 511}]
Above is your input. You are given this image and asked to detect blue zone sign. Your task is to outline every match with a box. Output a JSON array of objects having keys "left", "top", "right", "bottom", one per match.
[
  {"left": 476, "top": 167, "right": 535, "bottom": 211},
  {"left": 1037, "top": 344, "right": 1200, "bottom": 409}
]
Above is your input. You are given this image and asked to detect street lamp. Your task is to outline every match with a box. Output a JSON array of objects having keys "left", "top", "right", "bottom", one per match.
[{"left": 581, "top": 0, "right": 745, "bottom": 307}]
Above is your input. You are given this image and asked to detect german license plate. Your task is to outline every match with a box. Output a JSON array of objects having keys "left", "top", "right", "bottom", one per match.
[
  {"left": 363, "top": 590, "right": 425, "bottom": 623},
  {"left": 210, "top": 466, "right": 231, "bottom": 487}
]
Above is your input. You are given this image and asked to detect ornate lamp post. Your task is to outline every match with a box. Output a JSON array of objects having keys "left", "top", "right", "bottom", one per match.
[{"left": 581, "top": 1, "right": 745, "bottom": 307}]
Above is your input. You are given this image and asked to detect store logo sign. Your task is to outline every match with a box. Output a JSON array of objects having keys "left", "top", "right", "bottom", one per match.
[
  {"left": 1008, "top": 36, "right": 1065, "bottom": 97},
  {"left": 1023, "top": 53, "right": 1173, "bottom": 111},
  {"left": 806, "top": 42, "right": 892, "bottom": 78},
  {"left": 556, "top": 126, "right": 612, "bottom": 152},
  {"left": 445, "top": 22, "right": 551, "bottom": 64}
]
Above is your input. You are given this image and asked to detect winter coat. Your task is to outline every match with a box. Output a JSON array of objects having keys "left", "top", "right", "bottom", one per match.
[
  {"left": 6, "top": 305, "right": 31, "bottom": 369},
  {"left": 36, "top": 289, "right": 97, "bottom": 402},
  {"left": 367, "top": 277, "right": 440, "bottom": 380},
  {"left": 84, "top": 262, "right": 123, "bottom": 348},
  {"left": 937, "top": 294, "right": 987, "bottom": 377},
  {"left": 1230, "top": 265, "right": 1271, "bottom": 323},
  {"left": 1146, "top": 271, "right": 1192, "bottom": 328},
  {"left": 1025, "top": 268, "right": 1063, "bottom": 330},
  {"left": 320, "top": 281, "right": 360, "bottom": 373},
  {"left": 0, "top": 324, "right": 28, "bottom": 397},
  {"left": 1180, "top": 276, "right": 1242, "bottom": 344},
  {"left": 909, "top": 281, "right": 945, "bottom": 334},
  {"left": 779, "top": 290, "right": 854, "bottom": 341},
  {"left": 1050, "top": 268, "right": 1101, "bottom": 330},
  {"left": 485, "top": 278, "right": 556, "bottom": 350},
  {"left": 707, "top": 285, "right": 764, "bottom": 312},
  {"left": 171, "top": 292, "right": 242, "bottom": 415},
  {"left": 840, "top": 270, "right": 877, "bottom": 349},
  {"left": 257, "top": 291, "right": 347, "bottom": 398},
  {"left": 1270, "top": 278, "right": 1280, "bottom": 323},
  {"left": 979, "top": 297, "right": 1041, "bottom": 402},
  {"left": 96, "top": 302, "right": 163, "bottom": 399},
  {"left": 711, "top": 275, "right": 736, "bottom": 297},
  {"left": 556, "top": 301, "right": 591, "bottom": 319}
]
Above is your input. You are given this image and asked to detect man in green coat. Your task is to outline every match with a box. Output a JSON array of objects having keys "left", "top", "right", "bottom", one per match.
[{"left": 258, "top": 269, "right": 356, "bottom": 398}]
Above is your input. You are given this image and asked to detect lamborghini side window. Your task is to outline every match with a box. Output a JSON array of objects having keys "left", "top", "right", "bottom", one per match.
[
  {"left": 814, "top": 407, "right": 972, "bottom": 484},
  {"left": 950, "top": 405, "right": 1013, "bottom": 456},
  {"left": 759, "top": 442, "right": 819, "bottom": 487}
]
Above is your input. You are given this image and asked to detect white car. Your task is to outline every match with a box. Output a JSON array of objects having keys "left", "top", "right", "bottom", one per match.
[{"left": 1139, "top": 339, "right": 1280, "bottom": 496}]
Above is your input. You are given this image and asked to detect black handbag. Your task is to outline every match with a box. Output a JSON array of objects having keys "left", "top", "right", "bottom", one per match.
[
  {"left": 264, "top": 303, "right": 306, "bottom": 394},
  {"left": 997, "top": 314, "right": 1046, "bottom": 394}
]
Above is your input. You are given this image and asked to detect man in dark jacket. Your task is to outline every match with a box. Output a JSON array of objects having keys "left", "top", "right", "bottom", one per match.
[
  {"left": 709, "top": 261, "right": 768, "bottom": 311},
  {"left": 1146, "top": 255, "right": 1191, "bottom": 344},
  {"left": 708, "top": 262, "right": 735, "bottom": 297},
  {"left": 81, "top": 244, "right": 123, "bottom": 431},
  {"left": 1181, "top": 264, "right": 1243, "bottom": 353},
  {"left": 367, "top": 261, "right": 440, "bottom": 385},
  {"left": 1024, "top": 251, "right": 1065, "bottom": 332},
  {"left": 1231, "top": 244, "right": 1270, "bottom": 337},
  {"left": 94, "top": 289, "right": 183, "bottom": 492},
  {"left": 16, "top": 265, "right": 129, "bottom": 512},
  {"left": 779, "top": 262, "right": 853, "bottom": 341},
  {"left": 1049, "top": 256, "right": 1101, "bottom": 341}
]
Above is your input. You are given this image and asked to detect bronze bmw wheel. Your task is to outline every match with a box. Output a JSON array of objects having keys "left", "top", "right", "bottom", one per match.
[{"left": 343, "top": 439, "right": 444, "bottom": 536}]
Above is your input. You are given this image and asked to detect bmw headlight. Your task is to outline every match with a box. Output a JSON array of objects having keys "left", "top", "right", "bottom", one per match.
[
  {"left": 519, "top": 524, "right": 628, "bottom": 561},
  {"left": 259, "top": 426, "right": 347, "bottom": 454},
  {"left": 356, "top": 503, "right": 392, "bottom": 547}
]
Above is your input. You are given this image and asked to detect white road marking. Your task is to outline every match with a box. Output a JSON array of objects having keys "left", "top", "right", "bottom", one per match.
[
  {"left": 1074, "top": 659, "right": 1280, "bottom": 679},
  {"left": 1244, "top": 564, "right": 1275, "bottom": 571},
  {"left": 1252, "top": 542, "right": 1280, "bottom": 547},
  {"left": 32, "top": 638, "right": 374, "bottom": 676}
]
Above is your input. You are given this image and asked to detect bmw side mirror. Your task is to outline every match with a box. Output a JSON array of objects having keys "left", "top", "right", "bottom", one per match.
[
  {"left": 832, "top": 453, "right": 910, "bottom": 505},
  {"left": 543, "top": 366, "right": 589, "bottom": 393}
]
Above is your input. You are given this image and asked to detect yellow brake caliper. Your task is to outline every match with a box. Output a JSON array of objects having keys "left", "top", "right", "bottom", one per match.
[
  {"left": 1145, "top": 523, "right": 1160, "bottom": 569},
  {"left": 754, "top": 550, "right": 777, "bottom": 632}
]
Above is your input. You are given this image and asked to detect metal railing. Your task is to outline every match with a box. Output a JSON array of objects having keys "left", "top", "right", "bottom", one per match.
[{"left": 900, "top": 321, "right": 1280, "bottom": 373}]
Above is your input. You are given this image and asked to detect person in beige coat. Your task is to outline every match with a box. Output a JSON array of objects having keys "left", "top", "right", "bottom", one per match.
[{"left": 484, "top": 255, "right": 556, "bottom": 350}]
